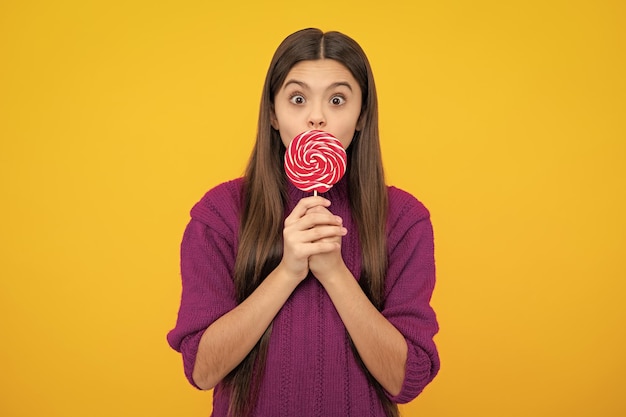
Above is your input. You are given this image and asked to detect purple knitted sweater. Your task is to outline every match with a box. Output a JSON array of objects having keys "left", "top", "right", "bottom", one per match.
[{"left": 167, "top": 176, "right": 439, "bottom": 416}]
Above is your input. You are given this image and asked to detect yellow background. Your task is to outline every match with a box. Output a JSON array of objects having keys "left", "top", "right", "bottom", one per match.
[{"left": 1, "top": 0, "right": 624, "bottom": 416}]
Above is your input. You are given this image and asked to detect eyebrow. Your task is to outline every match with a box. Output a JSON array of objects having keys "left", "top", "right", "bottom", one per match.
[{"left": 283, "top": 79, "right": 353, "bottom": 92}]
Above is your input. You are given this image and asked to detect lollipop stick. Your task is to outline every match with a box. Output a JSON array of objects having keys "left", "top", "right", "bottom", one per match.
[{"left": 314, "top": 190, "right": 318, "bottom": 197}]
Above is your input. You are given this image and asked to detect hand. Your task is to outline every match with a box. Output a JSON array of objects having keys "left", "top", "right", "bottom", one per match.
[
  {"left": 307, "top": 204, "right": 348, "bottom": 284},
  {"left": 279, "top": 196, "right": 347, "bottom": 283}
]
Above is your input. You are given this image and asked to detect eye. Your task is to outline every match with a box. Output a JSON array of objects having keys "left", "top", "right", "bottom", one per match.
[
  {"left": 330, "top": 95, "right": 346, "bottom": 106},
  {"left": 289, "top": 93, "right": 306, "bottom": 105}
]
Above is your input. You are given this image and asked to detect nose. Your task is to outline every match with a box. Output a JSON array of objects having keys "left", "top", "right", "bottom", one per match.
[
  {"left": 308, "top": 117, "right": 326, "bottom": 129},
  {"left": 307, "top": 105, "right": 326, "bottom": 129}
]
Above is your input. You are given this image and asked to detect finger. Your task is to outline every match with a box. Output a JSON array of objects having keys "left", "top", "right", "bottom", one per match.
[
  {"left": 305, "top": 205, "right": 328, "bottom": 215},
  {"left": 305, "top": 205, "right": 340, "bottom": 220},
  {"left": 312, "top": 234, "right": 343, "bottom": 244},
  {"left": 285, "top": 197, "right": 331, "bottom": 225},
  {"left": 304, "top": 206, "right": 343, "bottom": 227},
  {"left": 299, "top": 240, "right": 341, "bottom": 258},
  {"left": 299, "top": 225, "right": 347, "bottom": 243},
  {"left": 296, "top": 212, "right": 343, "bottom": 231}
]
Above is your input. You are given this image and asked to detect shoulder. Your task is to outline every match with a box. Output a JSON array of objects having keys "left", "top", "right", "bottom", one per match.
[
  {"left": 387, "top": 186, "right": 430, "bottom": 225},
  {"left": 386, "top": 186, "right": 432, "bottom": 248},
  {"left": 189, "top": 178, "right": 244, "bottom": 235},
  {"left": 385, "top": 186, "right": 435, "bottom": 263}
]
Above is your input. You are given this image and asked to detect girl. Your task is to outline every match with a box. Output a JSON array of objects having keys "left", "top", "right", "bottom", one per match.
[{"left": 167, "top": 28, "right": 440, "bottom": 417}]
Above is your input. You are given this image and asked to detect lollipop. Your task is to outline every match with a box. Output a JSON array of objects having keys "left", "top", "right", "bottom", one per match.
[{"left": 284, "top": 130, "right": 348, "bottom": 195}]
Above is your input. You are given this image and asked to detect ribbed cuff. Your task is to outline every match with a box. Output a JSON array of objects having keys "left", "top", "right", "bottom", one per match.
[
  {"left": 387, "top": 344, "right": 434, "bottom": 403},
  {"left": 180, "top": 330, "right": 205, "bottom": 390}
]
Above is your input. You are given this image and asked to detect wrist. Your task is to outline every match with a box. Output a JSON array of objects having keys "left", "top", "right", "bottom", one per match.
[
  {"left": 316, "top": 262, "right": 352, "bottom": 289},
  {"left": 272, "top": 261, "right": 308, "bottom": 289}
]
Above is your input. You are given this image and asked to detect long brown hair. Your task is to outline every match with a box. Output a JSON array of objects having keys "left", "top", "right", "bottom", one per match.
[{"left": 226, "top": 28, "right": 394, "bottom": 417}]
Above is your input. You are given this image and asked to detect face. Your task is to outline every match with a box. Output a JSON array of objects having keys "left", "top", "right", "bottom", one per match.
[{"left": 271, "top": 59, "right": 363, "bottom": 149}]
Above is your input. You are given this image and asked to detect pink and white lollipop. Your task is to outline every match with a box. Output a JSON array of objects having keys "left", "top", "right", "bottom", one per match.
[{"left": 284, "top": 130, "right": 348, "bottom": 195}]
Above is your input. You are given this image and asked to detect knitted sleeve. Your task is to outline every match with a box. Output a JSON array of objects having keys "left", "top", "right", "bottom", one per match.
[
  {"left": 166, "top": 181, "right": 241, "bottom": 388},
  {"left": 382, "top": 187, "right": 440, "bottom": 403}
]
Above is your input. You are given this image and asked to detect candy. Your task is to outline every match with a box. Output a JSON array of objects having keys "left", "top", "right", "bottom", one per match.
[{"left": 284, "top": 130, "right": 348, "bottom": 194}]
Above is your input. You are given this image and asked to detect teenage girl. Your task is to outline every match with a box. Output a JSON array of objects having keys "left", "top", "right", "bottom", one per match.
[{"left": 168, "top": 28, "right": 440, "bottom": 417}]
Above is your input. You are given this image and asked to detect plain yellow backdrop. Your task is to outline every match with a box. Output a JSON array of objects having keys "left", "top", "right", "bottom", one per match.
[{"left": 1, "top": 0, "right": 624, "bottom": 416}]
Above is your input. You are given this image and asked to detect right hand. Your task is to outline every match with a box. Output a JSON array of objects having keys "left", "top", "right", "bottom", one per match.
[{"left": 280, "top": 196, "right": 347, "bottom": 282}]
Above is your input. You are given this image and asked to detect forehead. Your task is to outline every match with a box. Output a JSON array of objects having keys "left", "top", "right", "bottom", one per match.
[{"left": 282, "top": 59, "right": 359, "bottom": 89}]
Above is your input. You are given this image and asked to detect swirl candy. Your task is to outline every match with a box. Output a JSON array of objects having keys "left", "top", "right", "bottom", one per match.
[{"left": 284, "top": 130, "right": 348, "bottom": 194}]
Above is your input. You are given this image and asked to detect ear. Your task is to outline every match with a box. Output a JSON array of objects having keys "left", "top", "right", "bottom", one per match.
[
  {"left": 355, "top": 113, "right": 365, "bottom": 131},
  {"left": 270, "top": 108, "right": 279, "bottom": 130}
]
